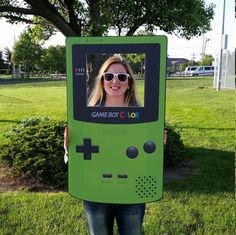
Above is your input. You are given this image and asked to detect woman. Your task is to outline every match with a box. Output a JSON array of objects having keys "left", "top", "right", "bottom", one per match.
[
  {"left": 64, "top": 55, "right": 145, "bottom": 235},
  {"left": 88, "top": 55, "right": 141, "bottom": 107}
]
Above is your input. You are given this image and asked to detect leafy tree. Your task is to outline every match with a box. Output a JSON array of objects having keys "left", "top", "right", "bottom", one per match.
[
  {"left": 125, "top": 53, "right": 144, "bottom": 64},
  {"left": 28, "top": 18, "right": 57, "bottom": 43},
  {"left": 11, "top": 31, "right": 43, "bottom": 79},
  {"left": 4, "top": 47, "right": 11, "bottom": 65},
  {"left": 0, "top": 1, "right": 215, "bottom": 38},
  {"left": 179, "top": 62, "right": 188, "bottom": 72},
  {"left": 123, "top": 53, "right": 145, "bottom": 74},
  {"left": 40, "top": 45, "right": 66, "bottom": 73},
  {"left": 201, "top": 54, "right": 214, "bottom": 66},
  {"left": 0, "top": 50, "right": 6, "bottom": 70},
  {"left": 188, "top": 60, "right": 196, "bottom": 66},
  {"left": 3, "top": 47, "right": 12, "bottom": 72}
]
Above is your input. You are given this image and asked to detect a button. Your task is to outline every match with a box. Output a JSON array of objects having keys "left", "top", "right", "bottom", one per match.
[
  {"left": 102, "top": 173, "right": 112, "bottom": 178},
  {"left": 143, "top": 141, "right": 156, "bottom": 153},
  {"left": 76, "top": 138, "right": 99, "bottom": 160},
  {"left": 118, "top": 174, "right": 128, "bottom": 179},
  {"left": 126, "top": 146, "right": 138, "bottom": 159}
]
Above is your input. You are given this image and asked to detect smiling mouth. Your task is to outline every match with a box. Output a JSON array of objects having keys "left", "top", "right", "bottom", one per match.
[{"left": 110, "top": 86, "right": 120, "bottom": 90}]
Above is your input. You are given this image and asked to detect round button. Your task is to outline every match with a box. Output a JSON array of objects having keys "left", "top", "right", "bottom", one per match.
[
  {"left": 143, "top": 141, "right": 156, "bottom": 153},
  {"left": 126, "top": 146, "right": 138, "bottom": 159}
]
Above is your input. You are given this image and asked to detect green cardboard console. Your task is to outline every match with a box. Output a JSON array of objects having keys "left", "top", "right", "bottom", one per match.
[{"left": 66, "top": 36, "right": 167, "bottom": 203}]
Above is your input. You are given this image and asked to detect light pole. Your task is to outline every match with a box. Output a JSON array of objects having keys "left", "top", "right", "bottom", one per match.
[
  {"left": 216, "top": 0, "right": 226, "bottom": 90},
  {"left": 201, "top": 35, "right": 210, "bottom": 61}
]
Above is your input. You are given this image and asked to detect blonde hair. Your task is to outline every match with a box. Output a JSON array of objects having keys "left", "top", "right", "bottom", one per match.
[{"left": 88, "top": 55, "right": 140, "bottom": 106}]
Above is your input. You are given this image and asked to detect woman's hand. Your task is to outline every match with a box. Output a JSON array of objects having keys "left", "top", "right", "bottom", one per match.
[
  {"left": 64, "top": 126, "right": 69, "bottom": 155},
  {"left": 164, "top": 129, "right": 168, "bottom": 145}
]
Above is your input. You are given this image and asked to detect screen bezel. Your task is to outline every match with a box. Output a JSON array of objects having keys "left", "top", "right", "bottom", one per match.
[{"left": 72, "top": 44, "right": 160, "bottom": 124}]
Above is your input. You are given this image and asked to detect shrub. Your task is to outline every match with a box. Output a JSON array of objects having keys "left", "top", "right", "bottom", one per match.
[
  {"left": 164, "top": 124, "right": 186, "bottom": 167},
  {"left": 0, "top": 117, "right": 67, "bottom": 188},
  {"left": 0, "top": 117, "right": 185, "bottom": 188}
]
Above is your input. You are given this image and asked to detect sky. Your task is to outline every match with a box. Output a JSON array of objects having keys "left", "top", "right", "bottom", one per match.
[{"left": 0, "top": 0, "right": 235, "bottom": 61}]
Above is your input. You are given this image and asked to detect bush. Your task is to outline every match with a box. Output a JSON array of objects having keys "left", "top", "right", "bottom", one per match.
[
  {"left": 164, "top": 124, "right": 186, "bottom": 167},
  {"left": 0, "top": 117, "right": 67, "bottom": 188},
  {"left": 0, "top": 117, "right": 185, "bottom": 188}
]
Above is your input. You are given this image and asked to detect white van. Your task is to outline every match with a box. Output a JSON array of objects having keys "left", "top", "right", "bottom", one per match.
[
  {"left": 191, "top": 66, "right": 214, "bottom": 76},
  {"left": 184, "top": 66, "right": 198, "bottom": 76}
]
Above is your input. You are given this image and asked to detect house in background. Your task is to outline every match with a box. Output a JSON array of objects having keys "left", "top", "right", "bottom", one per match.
[{"left": 167, "top": 57, "right": 189, "bottom": 75}]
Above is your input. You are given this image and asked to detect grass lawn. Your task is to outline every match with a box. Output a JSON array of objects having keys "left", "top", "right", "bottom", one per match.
[
  {"left": 0, "top": 77, "right": 235, "bottom": 234},
  {"left": 0, "top": 79, "right": 67, "bottom": 143}
]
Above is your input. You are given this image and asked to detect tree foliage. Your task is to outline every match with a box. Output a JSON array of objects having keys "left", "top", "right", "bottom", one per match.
[
  {"left": 3, "top": 47, "right": 12, "bottom": 65},
  {"left": 125, "top": 53, "right": 145, "bottom": 64},
  {"left": 11, "top": 30, "right": 66, "bottom": 75},
  {"left": 0, "top": 48, "right": 12, "bottom": 73},
  {"left": 28, "top": 18, "right": 57, "bottom": 43},
  {"left": 11, "top": 31, "right": 43, "bottom": 78},
  {"left": 0, "top": 0, "right": 215, "bottom": 38},
  {"left": 40, "top": 45, "right": 66, "bottom": 73},
  {"left": 0, "top": 50, "right": 6, "bottom": 69},
  {"left": 201, "top": 54, "right": 214, "bottom": 66}
]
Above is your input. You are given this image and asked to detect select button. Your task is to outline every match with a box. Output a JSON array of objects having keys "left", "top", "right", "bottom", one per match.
[
  {"left": 118, "top": 174, "right": 128, "bottom": 179},
  {"left": 102, "top": 173, "right": 112, "bottom": 178}
]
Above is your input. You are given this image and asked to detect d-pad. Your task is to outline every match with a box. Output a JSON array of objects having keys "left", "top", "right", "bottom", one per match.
[{"left": 76, "top": 138, "right": 99, "bottom": 160}]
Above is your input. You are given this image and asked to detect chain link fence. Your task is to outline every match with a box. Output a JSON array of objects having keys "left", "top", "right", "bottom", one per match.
[{"left": 213, "top": 49, "right": 235, "bottom": 89}]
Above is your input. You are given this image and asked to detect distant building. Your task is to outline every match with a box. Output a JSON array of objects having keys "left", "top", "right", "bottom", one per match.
[{"left": 167, "top": 57, "right": 189, "bottom": 74}]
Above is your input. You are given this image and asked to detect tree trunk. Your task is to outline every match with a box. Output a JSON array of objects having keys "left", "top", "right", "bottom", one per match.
[
  {"left": 88, "top": 0, "right": 102, "bottom": 36},
  {"left": 26, "top": 63, "right": 30, "bottom": 79}
]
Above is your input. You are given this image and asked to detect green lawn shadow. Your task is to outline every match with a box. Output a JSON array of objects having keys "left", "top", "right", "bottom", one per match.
[
  {"left": 165, "top": 147, "right": 235, "bottom": 195},
  {"left": 0, "top": 119, "right": 21, "bottom": 124},
  {"left": 0, "top": 78, "right": 63, "bottom": 85}
]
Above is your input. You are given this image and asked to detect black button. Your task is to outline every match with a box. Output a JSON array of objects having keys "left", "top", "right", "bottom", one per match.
[
  {"left": 76, "top": 138, "right": 99, "bottom": 160},
  {"left": 102, "top": 173, "right": 112, "bottom": 178},
  {"left": 118, "top": 174, "right": 128, "bottom": 179},
  {"left": 126, "top": 146, "right": 138, "bottom": 159},
  {"left": 143, "top": 141, "right": 156, "bottom": 153}
]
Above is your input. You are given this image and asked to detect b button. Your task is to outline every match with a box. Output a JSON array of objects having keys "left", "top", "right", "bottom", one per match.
[{"left": 126, "top": 146, "right": 138, "bottom": 159}]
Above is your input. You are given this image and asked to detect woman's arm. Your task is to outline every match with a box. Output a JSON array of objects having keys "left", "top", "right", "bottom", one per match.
[
  {"left": 164, "top": 129, "right": 168, "bottom": 145},
  {"left": 64, "top": 126, "right": 69, "bottom": 163}
]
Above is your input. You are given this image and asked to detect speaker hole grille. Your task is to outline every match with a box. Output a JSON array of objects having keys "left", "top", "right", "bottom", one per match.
[{"left": 135, "top": 176, "right": 158, "bottom": 199}]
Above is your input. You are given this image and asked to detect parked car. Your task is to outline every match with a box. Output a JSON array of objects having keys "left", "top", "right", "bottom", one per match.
[
  {"left": 184, "top": 66, "right": 198, "bottom": 76},
  {"left": 191, "top": 66, "right": 214, "bottom": 76}
]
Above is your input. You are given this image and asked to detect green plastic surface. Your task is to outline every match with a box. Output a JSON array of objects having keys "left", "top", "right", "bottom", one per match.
[{"left": 66, "top": 36, "right": 167, "bottom": 203}]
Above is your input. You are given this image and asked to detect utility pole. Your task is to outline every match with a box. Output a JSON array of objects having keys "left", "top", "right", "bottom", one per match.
[
  {"left": 204, "top": 38, "right": 210, "bottom": 58},
  {"left": 201, "top": 35, "right": 210, "bottom": 61},
  {"left": 13, "top": 35, "right": 16, "bottom": 77},
  {"left": 201, "top": 34, "right": 205, "bottom": 60},
  {"left": 190, "top": 52, "right": 196, "bottom": 66},
  {"left": 216, "top": 0, "right": 226, "bottom": 90}
]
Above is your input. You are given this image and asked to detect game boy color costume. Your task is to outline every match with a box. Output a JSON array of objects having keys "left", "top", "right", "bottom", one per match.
[{"left": 66, "top": 36, "right": 167, "bottom": 204}]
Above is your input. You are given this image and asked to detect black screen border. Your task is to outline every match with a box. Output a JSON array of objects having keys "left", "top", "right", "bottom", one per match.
[{"left": 72, "top": 44, "right": 160, "bottom": 124}]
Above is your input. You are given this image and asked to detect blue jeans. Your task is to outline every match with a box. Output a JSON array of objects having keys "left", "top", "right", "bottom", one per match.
[{"left": 83, "top": 201, "right": 145, "bottom": 235}]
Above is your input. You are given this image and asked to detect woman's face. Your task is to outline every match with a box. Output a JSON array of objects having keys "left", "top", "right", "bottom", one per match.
[{"left": 103, "top": 63, "right": 129, "bottom": 98}]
